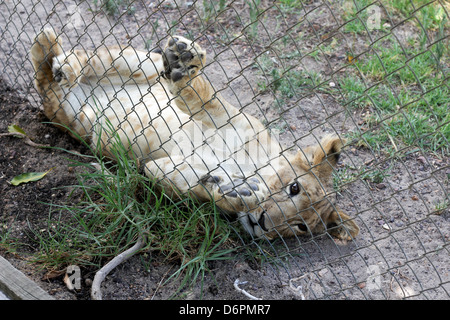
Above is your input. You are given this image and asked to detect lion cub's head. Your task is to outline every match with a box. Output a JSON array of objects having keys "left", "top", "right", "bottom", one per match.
[{"left": 239, "top": 135, "right": 359, "bottom": 241}]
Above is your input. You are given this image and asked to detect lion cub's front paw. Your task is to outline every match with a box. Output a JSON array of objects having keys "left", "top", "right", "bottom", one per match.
[
  {"left": 162, "top": 36, "right": 206, "bottom": 82},
  {"left": 201, "top": 174, "right": 266, "bottom": 212}
]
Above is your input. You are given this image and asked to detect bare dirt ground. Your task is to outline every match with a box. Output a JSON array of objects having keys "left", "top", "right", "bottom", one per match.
[{"left": 1, "top": 0, "right": 449, "bottom": 300}]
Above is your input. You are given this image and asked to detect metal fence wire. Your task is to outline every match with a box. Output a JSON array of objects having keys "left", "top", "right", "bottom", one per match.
[{"left": 1, "top": 0, "right": 449, "bottom": 299}]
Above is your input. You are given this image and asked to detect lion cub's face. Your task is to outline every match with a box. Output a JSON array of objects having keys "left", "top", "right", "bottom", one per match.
[{"left": 239, "top": 136, "right": 358, "bottom": 240}]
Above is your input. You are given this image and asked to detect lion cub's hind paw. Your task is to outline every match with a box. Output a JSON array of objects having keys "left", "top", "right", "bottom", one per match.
[
  {"left": 51, "top": 54, "right": 82, "bottom": 85},
  {"left": 162, "top": 36, "right": 206, "bottom": 82},
  {"left": 51, "top": 60, "right": 66, "bottom": 83}
]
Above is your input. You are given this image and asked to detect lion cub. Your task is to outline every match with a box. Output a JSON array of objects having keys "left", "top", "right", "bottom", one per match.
[{"left": 30, "top": 29, "right": 359, "bottom": 241}]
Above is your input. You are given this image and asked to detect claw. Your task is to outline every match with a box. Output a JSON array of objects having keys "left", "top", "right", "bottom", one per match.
[
  {"left": 177, "top": 42, "right": 187, "bottom": 51},
  {"left": 54, "top": 70, "right": 63, "bottom": 82},
  {"left": 239, "top": 188, "right": 251, "bottom": 196},
  {"left": 180, "top": 51, "right": 193, "bottom": 62},
  {"left": 171, "top": 71, "right": 183, "bottom": 82},
  {"left": 168, "top": 37, "right": 178, "bottom": 47}
]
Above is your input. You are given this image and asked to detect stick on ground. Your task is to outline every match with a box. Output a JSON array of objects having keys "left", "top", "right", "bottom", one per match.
[
  {"left": 91, "top": 236, "right": 145, "bottom": 300},
  {"left": 233, "top": 279, "right": 262, "bottom": 300}
]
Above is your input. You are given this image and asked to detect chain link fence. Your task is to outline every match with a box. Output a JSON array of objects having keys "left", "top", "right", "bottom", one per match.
[{"left": 1, "top": 0, "right": 449, "bottom": 299}]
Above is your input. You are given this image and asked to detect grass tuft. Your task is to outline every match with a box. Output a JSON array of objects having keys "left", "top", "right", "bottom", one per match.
[{"left": 27, "top": 121, "right": 237, "bottom": 297}]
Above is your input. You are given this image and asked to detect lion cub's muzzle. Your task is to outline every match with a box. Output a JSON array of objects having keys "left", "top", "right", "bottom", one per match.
[
  {"left": 238, "top": 209, "right": 310, "bottom": 239},
  {"left": 238, "top": 210, "right": 270, "bottom": 239}
]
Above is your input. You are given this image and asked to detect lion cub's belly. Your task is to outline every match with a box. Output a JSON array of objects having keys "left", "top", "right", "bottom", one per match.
[
  {"left": 80, "top": 82, "right": 185, "bottom": 159},
  {"left": 80, "top": 81, "right": 271, "bottom": 174}
]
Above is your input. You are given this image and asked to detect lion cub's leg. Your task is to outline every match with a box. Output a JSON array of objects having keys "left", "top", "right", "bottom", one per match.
[
  {"left": 144, "top": 157, "right": 266, "bottom": 213},
  {"left": 161, "top": 36, "right": 241, "bottom": 129},
  {"left": 51, "top": 47, "right": 163, "bottom": 87},
  {"left": 33, "top": 31, "right": 164, "bottom": 139},
  {"left": 158, "top": 36, "right": 273, "bottom": 214},
  {"left": 75, "top": 47, "right": 164, "bottom": 86}
]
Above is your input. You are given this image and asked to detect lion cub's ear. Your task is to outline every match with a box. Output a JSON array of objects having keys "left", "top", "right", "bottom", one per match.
[{"left": 311, "top": 135, "right": 345, "bottom": 179}]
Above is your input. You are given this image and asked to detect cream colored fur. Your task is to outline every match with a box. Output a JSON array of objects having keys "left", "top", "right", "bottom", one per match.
[{"left": 30, "top": 28, "right": 359, "bottom": 240}]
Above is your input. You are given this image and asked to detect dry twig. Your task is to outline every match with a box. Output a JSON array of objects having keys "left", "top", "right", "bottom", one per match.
[
  {"left": 0, "top": 132, "right": 49, "bottom": 148},
  {"left": 91, "top": 236, "right": 145, "bottom": 300},
  {"left": 289, "top": 274, "right": 310, "bottom": 300},
  {"left": 233, "top": 279, "right": 262, "bottom": 300}
]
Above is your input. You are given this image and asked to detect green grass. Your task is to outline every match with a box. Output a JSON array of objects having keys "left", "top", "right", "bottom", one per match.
[
  {"left": 258, "top": 67, "right": 325, "bottom": 99},
  {"left": 255, "top": 0, "right": 448, "bottom": 155},
  {"left": 24, "top": 122, "right": 237, "bottom": 297},
  {"left": 277, "top": 0, "right": 302, "bottom": 8},
  {"left": 333, "top": 164, "right": 390, "bottom": 194},
  {"left": 338, "top": 30, "right": 449, "bottom": 153},
  {"left": 386, "top": 0, "right": 448, "bottom": 30},
  {"left": 245, "top": 0, "right": 263, "bottom": 40},
  {"left": 201, "top": 0, "right": 227, "bottom": 23},
  {"left": 342, "top": 0, "right": 448, "bottom": 34},
  {"left": 342, "top": 0, "right": 385, "bottom": 34},
  {"left": 256, "top": 52, "right": 327, "bottom": 100},
  {"left": 434, "top": 199, "right": 449, "bottom": 215},
  {"left": 93, "top": 0, "right": 135, "bottom": 16}
]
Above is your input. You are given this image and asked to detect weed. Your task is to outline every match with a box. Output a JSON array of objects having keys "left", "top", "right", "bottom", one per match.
[
  {"left": 333, "top": 165, "right": 354, "bottom": 193},
  {"left": 245, "top": 0, "right": 262, "bottom": 40},
  {"left": 145, "top": 21, "right": 160, "bottom": 50},
  {"left": 201, "top": 0, "right": 227, "bottom": 23},
  {"left": 338, "top": 30, "right": 449, "bottom": 153},
  {"left": 434, "top": 200, "right": 449, "bottom": 215},
  {"left": 342, "top": 0, "right": 388, "bottom": 34},
  {"left": 278, "top": 0, "right": 302, "bottom": 8},
  {"left": 257, "top": 53, "right": 326, "bottom": 99},
  {"left": 386, "top": 0, "right": 449, "bottom": 31},
  {"left": 333, "top": 164, "right": 390, "bottom": 193},
  {"left": 93, "top": 0, "right": 134, "bottom": 16},
  {"left": 359, "top": 166, "right": 390, "bottom": 184}
]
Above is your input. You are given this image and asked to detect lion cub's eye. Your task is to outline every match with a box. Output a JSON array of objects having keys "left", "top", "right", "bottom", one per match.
[{"left": 289, "top": 182, "right": 300, "bottom": 196}]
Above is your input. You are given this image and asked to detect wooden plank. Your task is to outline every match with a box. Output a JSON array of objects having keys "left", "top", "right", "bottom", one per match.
[
  {"left": 0, "top": 290, "right": 10, "bottom": 300},
  {"left": 0, "top": 255, "right": 55, "bottom": 300}
]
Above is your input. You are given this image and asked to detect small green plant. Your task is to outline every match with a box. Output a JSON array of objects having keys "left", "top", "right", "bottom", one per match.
[
  {"left": 342, "top": 0, "right": 386, "bottom": 34},
  {"left": 93, "top": 0, "right": 134, "bottom": 16},
  {"left": 386, "top": 0, "right": 448, "bottom": 31},
  {"left": 256, "top": 53, "right": 327, "bottom": 99},
  {"left": 245, "top": 0, "right": 262, "bottom": 40},
  {"left": 432, "top": 16, "right": 447, "bottom": 70},
  {"left": 0, "top": 224, "right": 17, "bottom": 254},
  {"left": 333, "top": 164, "right": 390, "bottom": 193},
  {"left": 359, "top": 166, "right": 389, "bottom": 184},
  {"left": 201, "top": 0, "right": 227, "bottom": 23},
  {"left": 277, "top": 0, "right": 302, "bottom": 9},
  {"left": 434, "top": 200, "right": 449, "bottom": 215},
  {"left": 145, "top": 21, "right": 160, "bottom": 50},
  {"left": 333, "top": 166, "right": 355, "bottom": 193}
]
